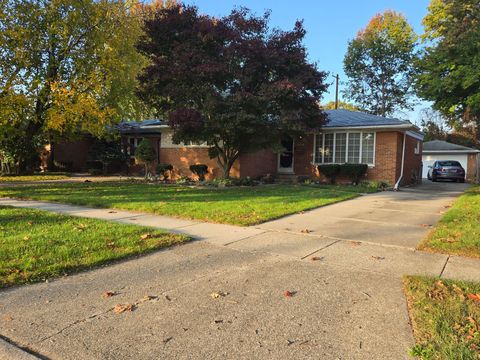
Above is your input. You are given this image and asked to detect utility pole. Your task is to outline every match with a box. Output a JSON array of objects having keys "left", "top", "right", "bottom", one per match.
[{"left": 335, "top": 74, "right": 339, "bottom": 110}]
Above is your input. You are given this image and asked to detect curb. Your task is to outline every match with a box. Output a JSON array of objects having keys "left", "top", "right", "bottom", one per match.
[{"left": 0, "top": 338, "right": 40, "bottom": 360}]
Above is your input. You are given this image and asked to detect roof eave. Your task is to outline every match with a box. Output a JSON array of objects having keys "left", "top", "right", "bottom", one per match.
[
  {"left": 320, "top": 124, "right": 414, "bottom": 131},
  {"left": 423, "top": 150, "right": 480, "bottom": 154}
]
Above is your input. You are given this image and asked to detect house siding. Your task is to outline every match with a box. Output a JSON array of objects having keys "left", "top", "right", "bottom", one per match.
[
  {"left": 238, "top": 149, "right": 277, "bottom": 178},
  {"left": 402, "top": 134, "right": 423, "bottom": 185},
  {"left": 369, "top": 131, "right": 402, "bottom": 185},
  {"left": 51, "top": 138, "right": 93, "bottom": 172},
  {"left": 159, "top": 147, "right": 240, "bottom": 179}
]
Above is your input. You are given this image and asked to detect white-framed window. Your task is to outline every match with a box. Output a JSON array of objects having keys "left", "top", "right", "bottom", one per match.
[
  {"left": 127, "top": 137, "right": 144, "bottom": 157},
  {"left": 414, "top": 140, "right": 420, "bottom": 155},
  {"left": 314, "top": 131, "right": 376, "bottom": 166}
]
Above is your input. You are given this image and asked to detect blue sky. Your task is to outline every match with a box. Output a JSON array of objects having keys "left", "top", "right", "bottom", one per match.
[{"left": 183, "top": 0, "right": 432, "bottom": 124}]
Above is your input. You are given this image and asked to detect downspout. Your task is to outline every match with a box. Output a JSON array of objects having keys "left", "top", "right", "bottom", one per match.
[{"left": 394, "top": 132, "right": 407, "bottom": 191}]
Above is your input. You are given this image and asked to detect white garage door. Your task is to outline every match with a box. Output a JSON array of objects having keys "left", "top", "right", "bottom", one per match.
[{"left": 422, "top": 154, "right": 469, "bottom": 178}]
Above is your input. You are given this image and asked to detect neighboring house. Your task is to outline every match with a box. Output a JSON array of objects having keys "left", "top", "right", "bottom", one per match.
[
  {"left": 117, "top": 110, "right": 423, "bottom": 186},
  {"left": 422, "top": 140, "right": 480, "bottom": 183}
]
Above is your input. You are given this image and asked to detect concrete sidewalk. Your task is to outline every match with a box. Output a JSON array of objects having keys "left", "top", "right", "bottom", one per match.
[{"left": 1, "top": 181, "right": 479, "bottom": 359}]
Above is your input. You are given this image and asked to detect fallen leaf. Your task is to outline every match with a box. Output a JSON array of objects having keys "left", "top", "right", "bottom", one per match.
[
  {"left": 211, "top": 291, "right": 228, "bottom": 299},
  {"left": 76, "top": 223, "right": 87, "bottom": 231},
  {"left": 140, "top": 233, "right": 153, "bottom": 240},
  {"left": 311, "top": 256, "right": 323, "bottom": 261},
  {"left": 419, "top": 224, "right": 432, "bottom": 228},
  {"left": 283, "top": 290, "right": 296, "bottom": 297},
  {"left": 113, "top": 303, "right": 135, "bottom": 313},
  {"left": 163, "top": 336, "right": 173, "bottom": 344},
  {"left": 23, "top": 236, "right": 30, "bottom": 241},
  {"left": 2, "top": 315, "right": 13, "bottom": 322},
  {"left": 467, "top": 293, "right": 480, "bottom": 303},
  {"left": 165, "top": 295, "right": 172, "bottom": 301},
  {"left": 452, "top": 284, "right": 465, "bottom": 300},
  {"left": 108, "top": 211, "right": 117, "bottom": 214},
  {"left": 301, "top": 229, "right": 312, "bottom": 234},
  {"left": 27, "top": 221, "right": 33, "bottom": 226},
  {"left": 102, "top": 291, "right": 117, "bottom": 299},
  {"left": 350, "top": 241, "right": 361, "bottom": 246},
  {"left": 140, "top": 295, "right": 157, "bottom": 302},
  {"left": 370, "top": 256, "right": 385, "bottom": 260}
]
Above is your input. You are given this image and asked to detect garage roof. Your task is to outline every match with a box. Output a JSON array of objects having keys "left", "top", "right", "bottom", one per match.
[{"left": 423, "top": 140, "right": 479, "bottom": 153}]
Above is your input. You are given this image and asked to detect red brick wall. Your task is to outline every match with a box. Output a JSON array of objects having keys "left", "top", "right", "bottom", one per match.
[
  {"left": 402, "top": 134, "right": 423, "bottom": 185},
  {"left": 159, "top": 147, "right": 240, "bottom": 179},
  {"left": 53, "top": 138, "right": 94, "bottom": 172},
  {"left": 293, "top": 134, "right": 315, "bottom": 176},
  {"left": 367, "top": 131, "right": 402, "bottom": 185},
  {"left": 238, "top": 149, "right": 277, "bottom": 178}
]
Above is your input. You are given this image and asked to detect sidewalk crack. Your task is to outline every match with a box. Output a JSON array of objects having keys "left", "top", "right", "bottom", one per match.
[{"left": 439, "top": 255, "right": 450, "bottom": 278}]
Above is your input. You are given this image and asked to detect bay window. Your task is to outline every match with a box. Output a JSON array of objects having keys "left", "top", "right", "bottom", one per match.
[{"left": 314, "top": 132, "right": 375, "bottom": 165}]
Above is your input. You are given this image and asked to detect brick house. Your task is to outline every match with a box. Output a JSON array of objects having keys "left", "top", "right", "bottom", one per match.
[{"left": 116, "top": 110, "right": 423, "bottom": 186}]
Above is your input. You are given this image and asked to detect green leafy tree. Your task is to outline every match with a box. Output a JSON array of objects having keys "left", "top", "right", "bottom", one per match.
[
  {"left": 0, "top": 0, "right": 146, "bottom": 173},
  {"left": 137, "top": 5, "right": 328, "bottom": 178},
  {"left": 419, "top": 108, "right": 448, "bottom": 142},
  {"left": 415, "top": 0, "right": 480, "bottom": 142},
  {"left": 323, "top": 101, "right": 360, "bottom": 111},
  {"left": 343, "top": 10, "right": 417, "bottom": 116},
  {"left": 87, "top": 140, "right": 128, "bottom": 175},
  {"left": 134, "top": 139, "right": 156, "bottom": 177}
]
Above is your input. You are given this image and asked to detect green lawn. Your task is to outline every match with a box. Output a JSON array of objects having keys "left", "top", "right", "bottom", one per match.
[
  {"left": 419, "top": 185, "right": 480, "bottom": 258},
  {"left": 0, "top": 206, "right": 189, "bottom": 288},
  {"left": 0, "top": 173, "right": 70, "bottom": 182},
  {"left": 0, "top": 182, "right": 371, "bottom": 225},
  {"left": 404, "top": 276, "right": 480, "bottom": 360}
]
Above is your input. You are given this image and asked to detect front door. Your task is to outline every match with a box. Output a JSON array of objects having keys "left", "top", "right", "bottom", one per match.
[{"left": 278, "top": 136, "right": 294, "bottom": 173}]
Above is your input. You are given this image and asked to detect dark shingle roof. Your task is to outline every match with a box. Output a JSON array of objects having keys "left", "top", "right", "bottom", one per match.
[
  {"left": 423, "top": 140, "right": 479, "bottom": 152},
  {"left": 116, "top": 119, "right": 167, "bottom": 134},
  {"left": 324, "top": 109, "right": 412, "bottom": 128}
]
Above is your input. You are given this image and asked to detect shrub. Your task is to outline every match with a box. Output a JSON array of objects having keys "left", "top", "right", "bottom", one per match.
[
  {"left": 259, "top": 173, "right": 275, "bottom": 184},
  {"left": 135, "top": 140, "right": 156, "bottom": 178},
  {"left": 88, "top": 140, "right": 128, "bottom": 175},
  {"left": 87, "top": 168, "right": 103, "bottom": 176},
  {"left": 340, "top": 163, "right": 368, "bottom": 185},
  {"left": 317, "top": 164, "right": 341, "bottom": 184},
  {"left": 176, "top": 175, "right": 193, "bottom": 184},
  {"left": 210, "top": 178, "right": 234, "bottom": 187},
  {"left": 360, "top": 180, "right": 390, "bottom": 191},
  {"left": 53, "top": 161, "right": 73, "bottom": 172},
  {"left": 234, "top": 176, "right": 255, "bottom": 186},
  {"left": 156, "top": 163, "right": 173, "bottom": 180},
  {"left": 296, "top": 175, "right": 311, "bottom": 184},
  {"left": 189, "top": 164, "right": 208, "bottom": 181}
]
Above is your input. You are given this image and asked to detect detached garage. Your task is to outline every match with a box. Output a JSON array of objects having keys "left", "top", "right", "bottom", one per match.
[{"left": 422, "top": 140, "right": 480, "bottom": 183}]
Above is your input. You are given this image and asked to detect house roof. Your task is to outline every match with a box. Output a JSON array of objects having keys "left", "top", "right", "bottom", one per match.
[
  {"left": 423, "top": 140, "right": 479, "bottom": 153},
  {"left": 116, "top": 119, "right": 167, "bottom": 134},
  {"left": 323, "top": 109, "right": 413, "bottom": 129},
  {"left": 117, "top": 110, "right": 418, "bottom": 135}
]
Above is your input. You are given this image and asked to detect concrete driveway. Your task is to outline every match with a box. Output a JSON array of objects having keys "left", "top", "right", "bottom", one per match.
[
  {"left": 0, "top": 181, "right": 477, "bottom": 360},
  {"left": 256, "top": 181, "right": 469, "bottom": 249}
]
